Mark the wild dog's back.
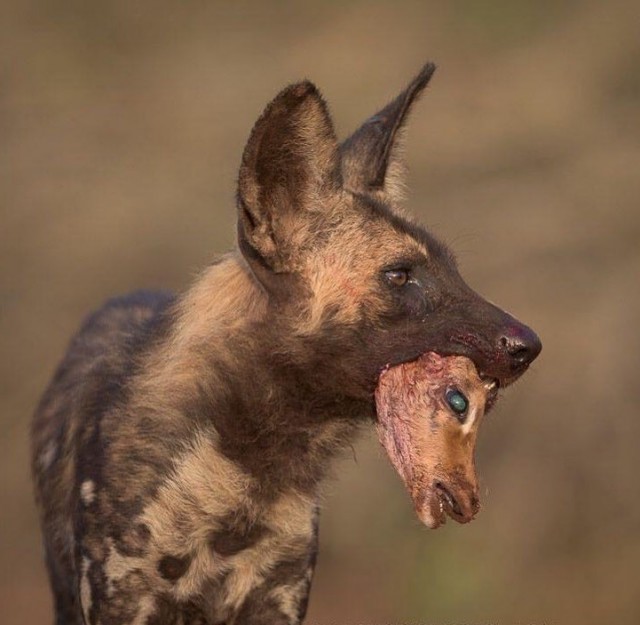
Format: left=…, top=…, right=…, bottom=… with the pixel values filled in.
left=31, top=290, right=174, bottom=625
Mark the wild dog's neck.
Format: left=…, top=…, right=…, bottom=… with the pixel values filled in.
left=140, top=252, right=363, bottom=497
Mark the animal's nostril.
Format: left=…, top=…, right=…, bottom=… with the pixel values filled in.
left=509, top=343, right=530, bottom=362
left=499, top=326, right=542, bottom=367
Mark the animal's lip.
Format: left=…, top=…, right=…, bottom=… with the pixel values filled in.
left=435, top=483, right=465, bottom=523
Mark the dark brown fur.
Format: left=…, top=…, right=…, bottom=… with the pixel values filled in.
left=31, top=63, right=540, bottom=625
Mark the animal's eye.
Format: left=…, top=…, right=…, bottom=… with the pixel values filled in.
left=385, top=268, right=410, bottom=287
left=445, top=388, right=468, bottom=421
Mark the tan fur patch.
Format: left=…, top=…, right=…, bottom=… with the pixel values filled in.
left=79, top=556, right=92, bottom=622
left=296, top=207, right=429, bottom=336
left=136, top=365, right=316, bottom=607
left=103, top=539, right=148, bottom=597
left=270, top=578, right=309, bottom=622
left=131, top=595, right=156, bottom=625
left=135, top=254, right=267, bottom=406
left=220, top=490, right=315, bottom=612
left=140, top=428, right=255, bottom=551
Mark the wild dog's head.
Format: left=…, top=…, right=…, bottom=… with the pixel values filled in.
left=236, top=63, right=541, bottom=405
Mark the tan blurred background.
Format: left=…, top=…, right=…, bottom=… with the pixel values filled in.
left=2, top=1, right=640, bottom=623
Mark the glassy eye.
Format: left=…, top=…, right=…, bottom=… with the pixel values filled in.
left=445, top=388, right=468, bottom=421
left=385, top=268, right=410, bottom=287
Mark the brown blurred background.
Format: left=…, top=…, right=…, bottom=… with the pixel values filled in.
left=2, top=1, right=640, bottom=623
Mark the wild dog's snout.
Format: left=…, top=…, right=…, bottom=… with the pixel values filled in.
left=499, top=322, right=542, bottom=370
left=490, top=310, right=542, bottom=382
left=446, top=296, right=542, bottom=387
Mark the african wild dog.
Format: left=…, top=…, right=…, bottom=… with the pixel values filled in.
left=31, top=63, right=541, bottom=625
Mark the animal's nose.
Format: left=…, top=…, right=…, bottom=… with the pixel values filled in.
left=499, top=324, right=542, bottom=369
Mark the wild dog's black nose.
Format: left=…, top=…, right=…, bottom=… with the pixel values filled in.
left=499, top=324, right=542, bottom=369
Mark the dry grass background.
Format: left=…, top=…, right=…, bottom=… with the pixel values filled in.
left=2, top=1, right=640, bottom=623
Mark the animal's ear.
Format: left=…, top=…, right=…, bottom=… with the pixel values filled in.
left=237, top=81, right=340, bottom=274
left=340, top=62, right=436, bottom=204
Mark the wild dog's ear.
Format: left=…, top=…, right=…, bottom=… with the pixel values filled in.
left=237, top=81, right=340, bottom=274
left=340, top=62, right=436, bottom=204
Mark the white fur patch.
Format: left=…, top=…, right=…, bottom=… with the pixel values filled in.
left=39, top=440, right=58, bottom=471
left=270, top=577, right=309, bottom=622
left=104, top=539, right=146, bottom=597
left=460, top=406, right=474, bottom=436
left=131, top=594, right=156, bottom=625
left=80, top=556, right=92, bottom=622
left=136, top=429, right=317, bottom=613
left=80, top=479, right=96, bottom=505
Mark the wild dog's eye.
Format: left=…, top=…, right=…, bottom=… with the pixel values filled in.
left=445, top=388, right=468, bottom=421
left=385, top=268, right=410, bottom=287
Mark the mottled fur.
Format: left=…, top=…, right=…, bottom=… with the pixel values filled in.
left=32, top=64, right=540, bottom=625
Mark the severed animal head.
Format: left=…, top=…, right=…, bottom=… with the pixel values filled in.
left=376, top=353, right=495, bottom=528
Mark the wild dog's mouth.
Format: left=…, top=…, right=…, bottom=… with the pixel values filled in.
left=375, top=352, right=491, bottom=529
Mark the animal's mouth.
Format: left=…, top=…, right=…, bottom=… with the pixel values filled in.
left=436, top=482, right=463, bottom=520
left=416, top=482, right=480, bottom=529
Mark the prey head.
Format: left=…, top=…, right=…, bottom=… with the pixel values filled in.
left=376, top=352, right=492, bottom=528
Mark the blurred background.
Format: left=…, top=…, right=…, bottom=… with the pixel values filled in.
left=2, top=1, right=639, bottom=623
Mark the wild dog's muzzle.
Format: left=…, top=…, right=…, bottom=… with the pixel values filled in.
left=447, top=299, right=542, bottom=388
left=375, top=352, right=491, bottom=529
